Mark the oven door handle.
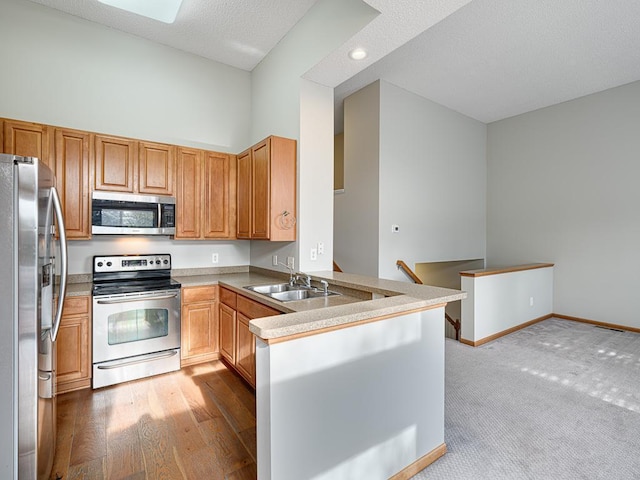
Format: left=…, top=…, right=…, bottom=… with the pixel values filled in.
left=96, top=350, right=178, bottom=370
left=95, top=292, right=179, bottom=304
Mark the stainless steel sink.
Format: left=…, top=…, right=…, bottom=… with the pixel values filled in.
left=243, top=283, right=340, bottom=302
left=245, top=283, right=298, bottom=294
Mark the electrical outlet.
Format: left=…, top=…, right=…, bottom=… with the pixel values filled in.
left=529, top=296, right=534, bottom=307
left=212, top=253, right=219, bottom=264
left=317, top=242, right=324, bottom=254
left=272, top=255, right=278, bottom=266
left=287, top=256, right=295, bottom=270
left=310, top=248, right=317, bottom=261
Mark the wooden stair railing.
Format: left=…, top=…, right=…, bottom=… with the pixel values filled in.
left=445, top=313, right=461, bottom=341
left=333, top=261, right=343, bottom=273
left=396, top=259, right=461, bottom=341
left=396, top=260, right=422, bottom=284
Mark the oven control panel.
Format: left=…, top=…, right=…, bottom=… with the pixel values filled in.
left=93, top=254, right=171, bottom=273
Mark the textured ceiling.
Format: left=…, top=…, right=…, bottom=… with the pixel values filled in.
left=24, top=0, right=640, bottom=126
left=26, top=0, right=319, bottom=71
left=333, top=0, right=640, bottom=126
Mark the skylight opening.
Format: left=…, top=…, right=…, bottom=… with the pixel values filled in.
left=97, top=0, right=184, bottom=24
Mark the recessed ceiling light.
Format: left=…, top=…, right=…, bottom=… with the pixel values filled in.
left=348, top=48, right=368, bottom=61
left=97, top=0, right=184, bottom=24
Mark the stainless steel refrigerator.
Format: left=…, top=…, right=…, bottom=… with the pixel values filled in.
left=0, top=154, right=68, bottom=479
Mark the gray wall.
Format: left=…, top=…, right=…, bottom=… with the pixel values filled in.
left=334, top=81, right=381, bottom=276
left=487, top=80, right=640, bottom=329
left=378, top=81, right=486, bottom=281
left=335, top=80, right=486, bottom=280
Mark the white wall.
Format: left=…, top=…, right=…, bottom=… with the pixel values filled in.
left=299, top=79, right=335, bottom=271
left=67, top=237, right=250, bottom=275
left=334, top=81, right=381, bottom=277
left=487, top=80, right=640, bottom=329
left=256, top=307, right=445, bottom=479
left=378, top=81, right=487, bottom=281
left=249, top=0, right=378, bottom=273
left=0, top=0, right=250, bottom=153
left=0, top=0, right=253, bottom=273
left=460, top=266, right=554, bottom=343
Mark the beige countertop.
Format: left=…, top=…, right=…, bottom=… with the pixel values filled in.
left=244, top=270, right=466, bottom=341
left=68, top=267, right=466, bottom=342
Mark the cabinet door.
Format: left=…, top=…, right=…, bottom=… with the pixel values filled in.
left=139, top=141, right=175, bottom=196
left=94, top=135, right=136, bottom=192
left=56, top=296, right=91, bottom=393
left=175, top=147, right=202, bottom=239
left=236, top=148, right=251, bottom=239
left=55, top=128, right=91, bottom=239
left=181, top=302, right=218, bottom=359
left=251, top=139, right=270, bottom=239
left=235, top=313, right=255, bottom=387
left=268, top=136, right=297, bottom=241
left=3, top=119, right=52, bottom=169
left=203, top=152, right=235, bottom=239
left=219, top=302, right=236, bottom=364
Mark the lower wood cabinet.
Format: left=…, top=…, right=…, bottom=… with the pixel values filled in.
left=219, top=287, right=280, bottom=387
left=235, top=312, right=256, bottom=384
left=57, top=295, right=92, bottom=394
left=181, top=285, right=220, bottom=366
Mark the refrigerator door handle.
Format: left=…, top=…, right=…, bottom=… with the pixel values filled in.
left=50, top=186, right=67, bottom=343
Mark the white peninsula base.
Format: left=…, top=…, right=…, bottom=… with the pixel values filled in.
left=256, top=306, right=446, bottom=479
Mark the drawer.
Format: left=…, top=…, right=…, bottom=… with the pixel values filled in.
left=62, top=296, right=90, bottom=316
left=237, top=295, right=280, bottom=319
left=182, top=285, right=218, bottom=303
left=220, top=287, right=237, bottom=309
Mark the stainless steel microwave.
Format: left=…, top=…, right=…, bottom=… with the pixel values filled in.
left=91, top=191, right=176, bottom=235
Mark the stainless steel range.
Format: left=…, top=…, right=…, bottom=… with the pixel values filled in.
left=92, top=254, right=181, bottom=389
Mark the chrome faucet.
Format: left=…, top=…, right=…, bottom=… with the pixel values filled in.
left=278, top=262, right=295, bottom=285
left=294, top=272, right=312, bottom=289
left=319, top=280, right=329, bottom=294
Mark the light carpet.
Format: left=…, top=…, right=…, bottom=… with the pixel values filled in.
left=413, top=317, right=640, bottom=479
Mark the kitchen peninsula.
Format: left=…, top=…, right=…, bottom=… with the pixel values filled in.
left=176, top=267, right=465, bottom=480
left=63, top=266, right=464, bottom=479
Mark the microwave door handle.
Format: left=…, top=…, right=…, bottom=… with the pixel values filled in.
left=50, top=186, right=68, bottom=343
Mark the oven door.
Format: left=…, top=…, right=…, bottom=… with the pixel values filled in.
left=92, top=289, right=181, bottom=364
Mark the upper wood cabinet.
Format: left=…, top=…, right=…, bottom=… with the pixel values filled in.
left=203, top=151, right=236, bottom=239
left=94, top=134, right=137, bottom=193
left=54, top=128, right=91, bottom=239
left=236, top=149, right=251, bottom=239
left=94, top=136, right=175, bottom=196
left=2, top=119, right=52, bottom=169
left=237, top=136, right=296, bottom=241
left=175, top=148, right=236, bottom=240
left=176, top=147, right=203, bottom=239
left=138, top=141, right=176, bottom=196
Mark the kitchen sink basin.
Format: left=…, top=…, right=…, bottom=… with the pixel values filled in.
left=243, top=283, right=340, bottom=302
left=245, top=283, right=298, bottom=294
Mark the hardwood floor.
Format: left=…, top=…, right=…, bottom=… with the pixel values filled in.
left=51, top=361, right=257, bottom=480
